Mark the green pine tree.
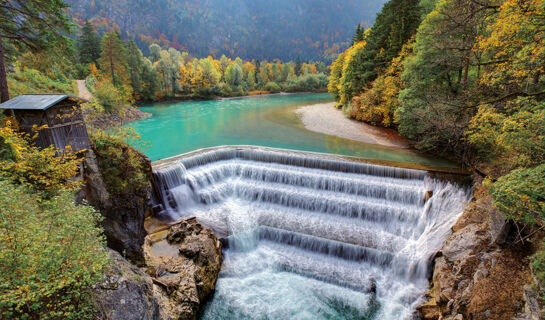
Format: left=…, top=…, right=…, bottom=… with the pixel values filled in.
left=294, top=57, right=302, bottom=76
left=77, top=20, right=101, bottom=65
left=98, top=32, right=129, bottom=87
left=358, top=0, right=422, bottom=86
left=351, top=24, right=365, bottom=45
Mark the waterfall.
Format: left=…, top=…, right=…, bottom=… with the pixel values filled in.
left=152, top=147, right=471, bottom=319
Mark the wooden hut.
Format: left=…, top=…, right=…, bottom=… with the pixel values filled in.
left=0, top=94, right=90, bottom=152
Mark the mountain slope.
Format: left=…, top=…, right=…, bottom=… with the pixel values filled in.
left=66, top=0, right=387, bottom=61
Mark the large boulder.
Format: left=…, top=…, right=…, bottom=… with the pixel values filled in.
left=144, top=217, right=222, bottom=320
left=93, top=249, right=161, bottom=320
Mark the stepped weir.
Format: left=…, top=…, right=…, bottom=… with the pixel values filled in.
left=151, top=146, right=471, bottom=319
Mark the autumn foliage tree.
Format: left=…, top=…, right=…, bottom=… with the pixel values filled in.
left=351, top=39, right=414, bottom=127
left=0, top=120, right=108, bottom=319
left=0, top=122, right=82, bottom=193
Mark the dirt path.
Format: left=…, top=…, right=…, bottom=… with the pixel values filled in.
left=296, top=102, right=410, bottom=148
left=76, top=80, right=93, bottom=100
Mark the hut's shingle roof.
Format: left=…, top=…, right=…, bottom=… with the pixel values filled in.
left=0, top=94, right=88, bottom=111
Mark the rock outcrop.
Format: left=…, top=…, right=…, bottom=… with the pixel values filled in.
left=93, top=218, right=222, bottom=320
left=81, top=149, right=151, bottom=264
left=144, top=217, right=222, bottom=320
left=93, top=249, right=161, bottom=320
left=418, top=180, right=544, bottom=320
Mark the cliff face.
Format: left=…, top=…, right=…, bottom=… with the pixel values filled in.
left=93, top=249, right=161, bottom=320
left=418, top=179, right=544, bottom=320
left=81, top=149, right=151, bottom=264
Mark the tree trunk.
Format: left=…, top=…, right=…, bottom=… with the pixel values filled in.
left=461, top=2, right=476, bottom=99
left=461, top=49, right=470, bottom=96
left=0, top=36, right=10, bottom=103
left=110, top=51, right=116, bottom=87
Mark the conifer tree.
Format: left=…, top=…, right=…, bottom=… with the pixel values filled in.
left=294, top=57, right=302, bottom=76
left=0, top=0, right=72, bottom=102
left=149, top=43, right=161, bottom=63
left=358, top=0, right=421, bottom=85
left=127, top=40, right=145, bottom=95
left=351, top=24, right=365, bottom=45
left=99, top=32, right=129, bottom=87
left=77, top=20, right=101, bottom=65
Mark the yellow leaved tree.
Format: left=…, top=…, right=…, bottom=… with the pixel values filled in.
left=0, top=121, right=82, bottom=193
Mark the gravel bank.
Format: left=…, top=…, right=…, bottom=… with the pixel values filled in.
left=296, top=102, right=410, bottom=148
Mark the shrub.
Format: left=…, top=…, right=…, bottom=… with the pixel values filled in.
left=0, top=179, right=109, bottom=319
left=74, top=63, right=91, bottom=79
left=531, top=246, right=544, bottom=299
left=490, top=164, right=545, bottom=227
left=263, top=81, right=281, bottom=93
left=93, top=80, right=126, bottom=113
left=89, top=128, right=150, bottom=197
left=466, top=98, right=545, bottom=170
left=0, top=122, right=82, bottom=194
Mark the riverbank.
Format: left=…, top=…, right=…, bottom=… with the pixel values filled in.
left=296, top=102, right=410, bottom=149
left=76, top=80, right=151, bottom=130
left=217, top=91, right=320, bottom=100
left=135, top=89, right=327, bottom=104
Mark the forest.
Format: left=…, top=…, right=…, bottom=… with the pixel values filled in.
left=329, top=0, right=544, bottom=301
left=65, top=0, right=387, bottom=61
left=6, top=20, right=329, bottom=112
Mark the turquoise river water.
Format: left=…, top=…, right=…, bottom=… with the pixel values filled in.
left=128, top=93, right=455, bottom=169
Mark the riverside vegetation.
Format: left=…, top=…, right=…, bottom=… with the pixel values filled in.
left=328, top=0, right=544, bottom=315
left=0, top=0, right=326, bottom=318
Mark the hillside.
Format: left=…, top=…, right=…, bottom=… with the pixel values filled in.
left=66, top=0, right=387, bottom=61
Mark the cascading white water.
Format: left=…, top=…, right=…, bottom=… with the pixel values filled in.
left=152, top=147, right=471, bottom=319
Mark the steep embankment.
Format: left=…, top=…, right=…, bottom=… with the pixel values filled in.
left=93, top=218, right=222, bottom=320
left=418, top=179, right=544, bottom=320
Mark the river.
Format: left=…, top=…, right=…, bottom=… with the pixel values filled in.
left=128, top=93, right=456, bottom=169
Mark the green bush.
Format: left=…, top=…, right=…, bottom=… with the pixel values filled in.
left=490, top=164, right=545, bottom=226
left=263, top=81, right=281, bottom=93
left=89, top=129, right=150, bottom=197
left=532, top=245, right=544, bottom=287
left=93, top=80, right=125, bottom=113
left=74, top=63, right=91, bottom=80
left=0, top=179, right=109, bottom=319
